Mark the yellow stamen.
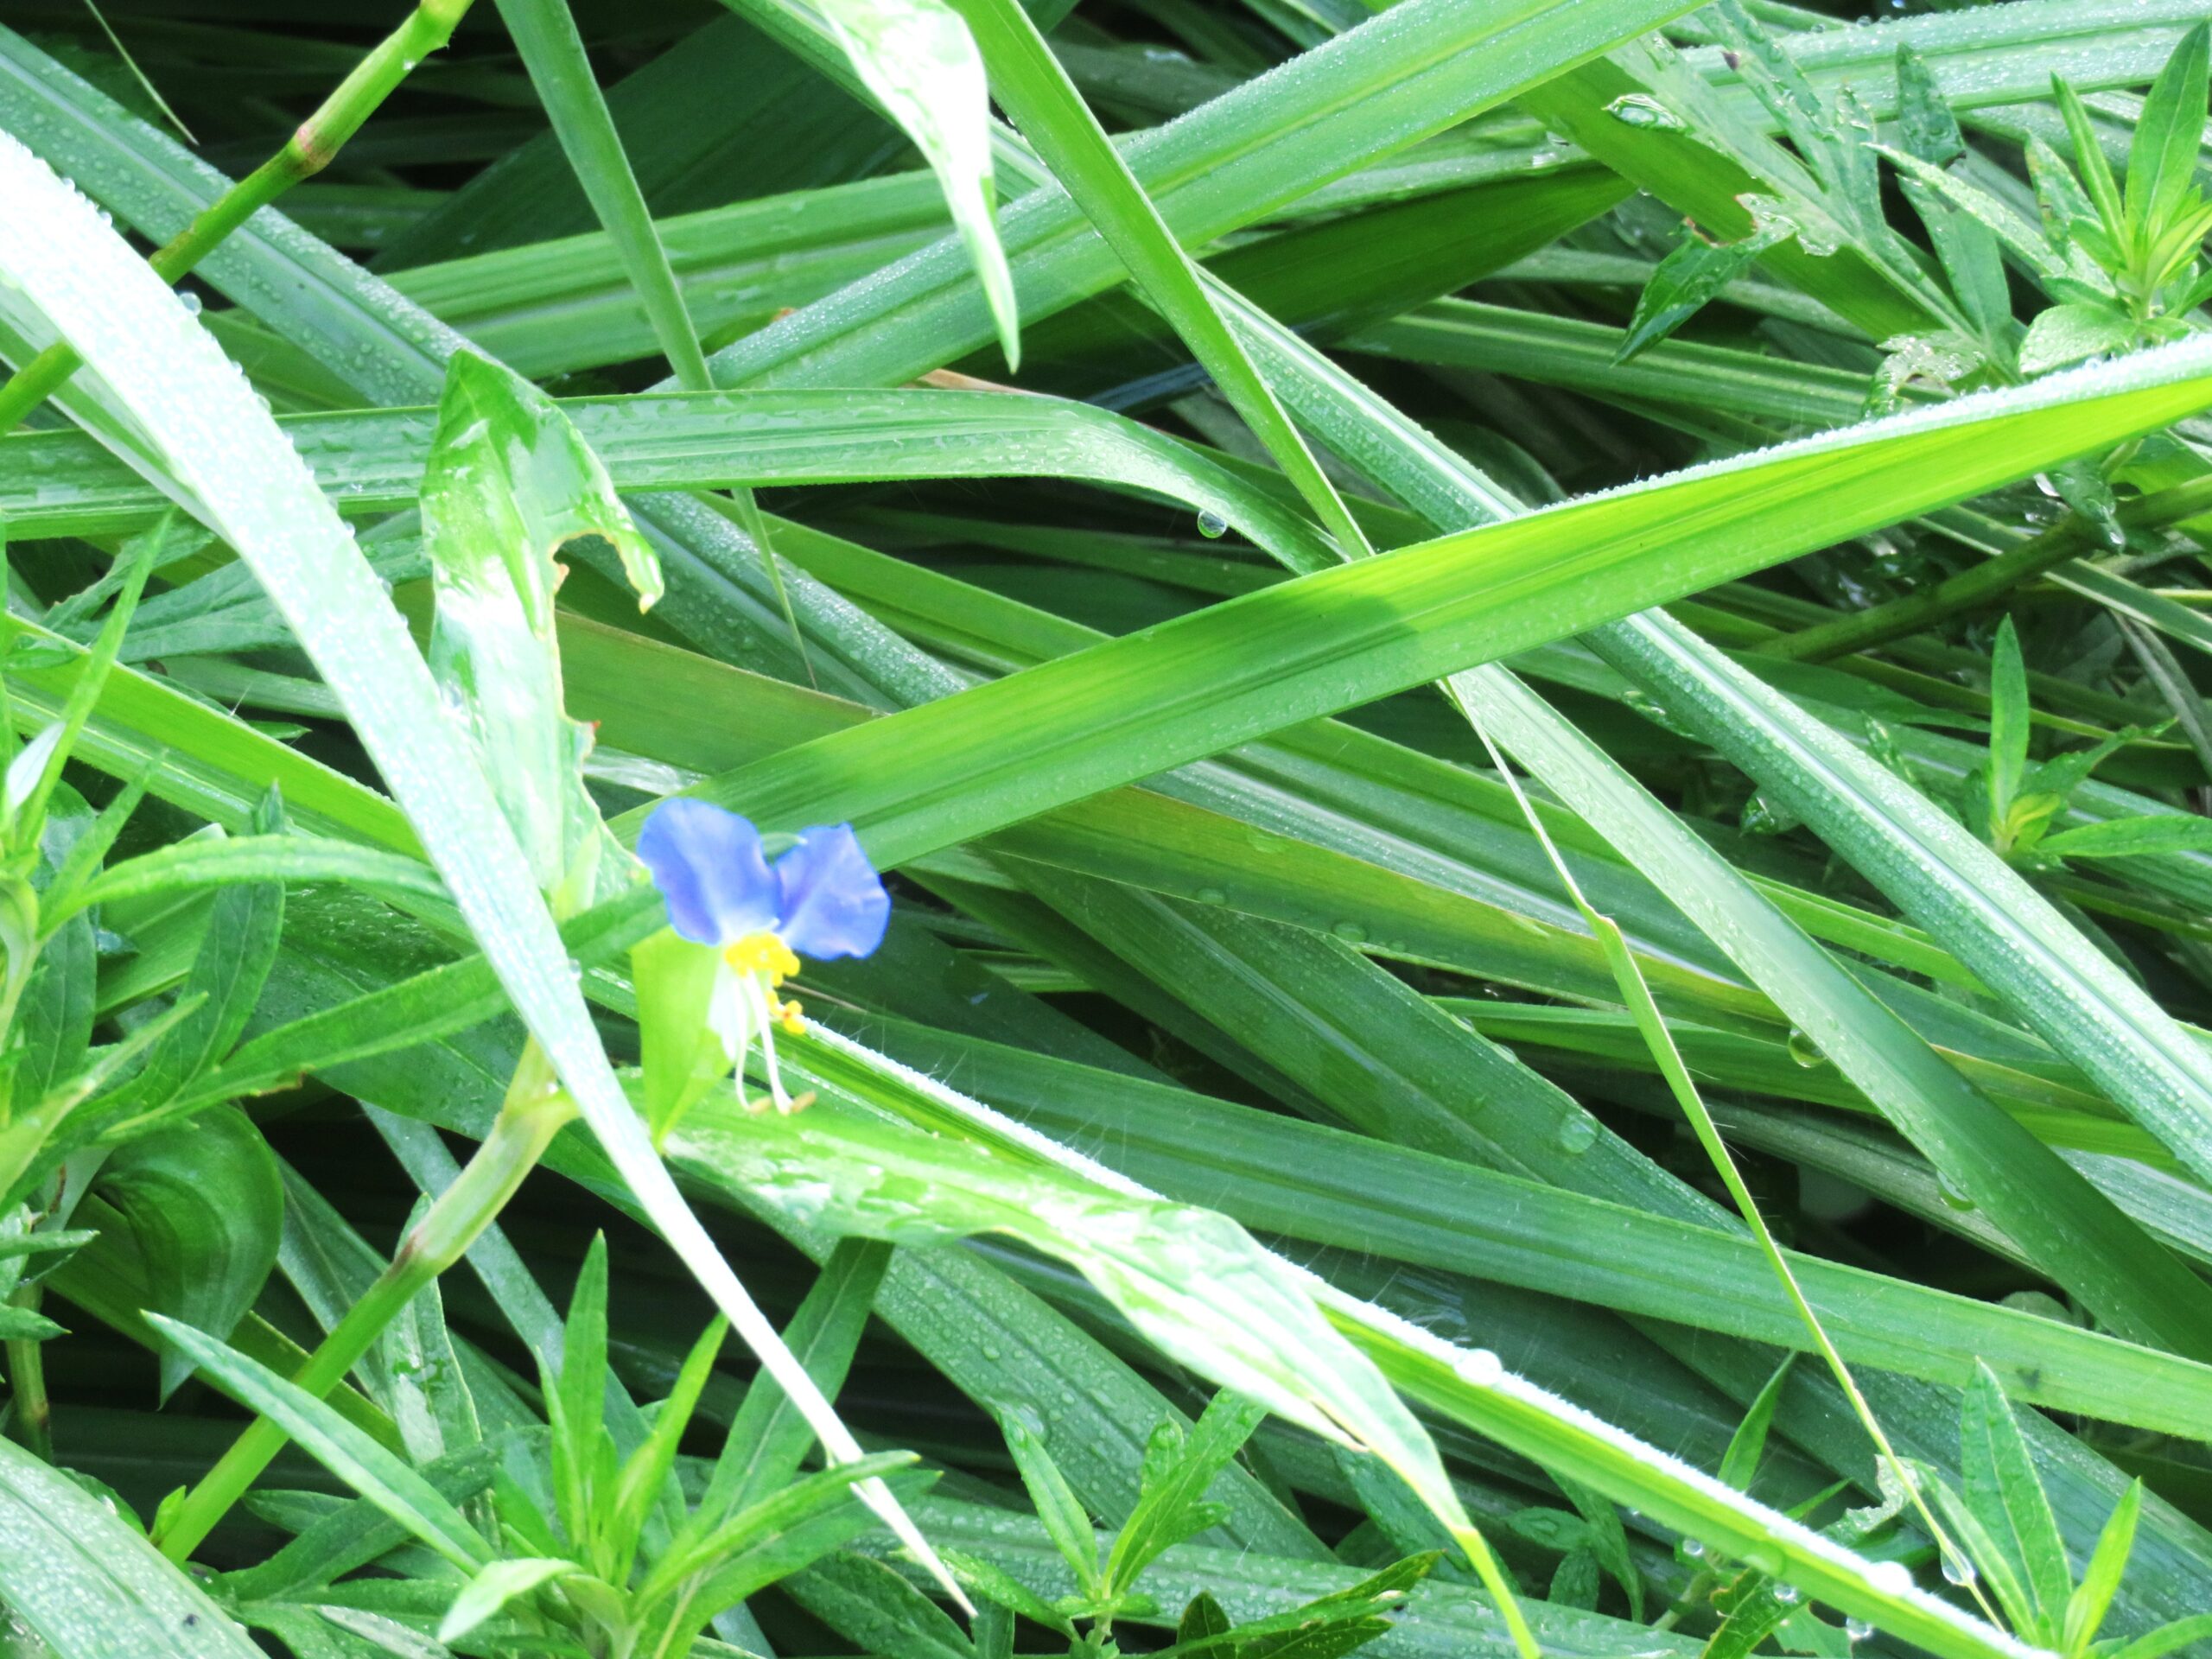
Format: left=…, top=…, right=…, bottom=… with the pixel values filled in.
left=723, top=930, right=800, bottom=982
left=778, top=997, right=807, bottom=1036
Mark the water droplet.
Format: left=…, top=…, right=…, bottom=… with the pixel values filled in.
left=1556, top=1115, right=1599, bottom=1154
left=1681, top=1538, right=1707, bottom=1560
left=1454, top=1347, right=1503, bottom=1386
left=1865, top=1560, right=1912, bottom=1595
left=178, top=290, right=202, bottom=315
left=1193, top=886, right=1227, bottom=905
left=1786, top=1028, right=1825, bottom=1068
left=1621, top=689, right=1694, bottom=737
left=1846, top=1618, right=1874, bottom=1643
left=1935, top=1173, right=1978, bottom=1213
left=1195, top=511, right=1228, bottom=539
left=1332, top=919, right=1368, bottom=943
left=1773, top=1582, right=1802, bottom=1605
left=1940, top=1549, right=1977, bottom=1587
left=1606, top=93, right=1686, bottom=130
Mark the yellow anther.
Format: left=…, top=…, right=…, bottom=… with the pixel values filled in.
left=778, top=998, right=807, bottom=1036
left=723, top=930, right=800, bottom=982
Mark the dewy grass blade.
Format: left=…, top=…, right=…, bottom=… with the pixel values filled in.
left=0, top=0, right=477, bottom=435
left=707, top=0, right=1708, bottom=391
left=493, top=0, right=710, bottom=391
left=0, top=1436, right=264, bottom=1658
left=1467, top=718, right=1999, bottom=1621
left=488, top=0, right=814, bottom=681
left=0, top=130, right=963, bottom=1603
left=664, top=341, right=2212, bottom=870
left=1211, top=299, right=2212, bottom=1363
left=950, top=0, right=1368, bottom=556
left=776, top=1027, right=2037, bottom=1659
left=0, top=391, right=1336, bottom=569
left=1599, top=610, right=2212, bottom=1200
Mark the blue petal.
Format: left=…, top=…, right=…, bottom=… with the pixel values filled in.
left=773, top=823, right=890, bottom=960
left=636, top=799, right=780, bottom=946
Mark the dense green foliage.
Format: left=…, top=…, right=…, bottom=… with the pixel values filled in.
left=2, top=1, right=2212, bottom=1656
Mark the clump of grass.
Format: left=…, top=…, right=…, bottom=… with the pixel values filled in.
left=0, top=3, right=2209, bottom=1658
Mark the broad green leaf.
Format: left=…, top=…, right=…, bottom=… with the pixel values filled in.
left=551, top=1231, right=611, bottom=1549
left=1988, top=617, right=2031, bottom=827
left=2122, top=22, right=2209, bottom=239
left=1108, top=1392, right=1269, bottom=1592
left=785, top=1549, right=980, bottom=1659
left=670, top=1080, right=1495, bottom=1619
left=665, top=1468, right=941, bottom=1650
left=1719, top=1357, right=1795, bottom=1491
left=216, top=1440, right=505, bottom=1602
left=105, top=791, right=289, bottom=1119
left=639, top=1451, right=922, bottom=1610
left=2038, top=816, right=2212, bottom=859
left=632, top=928, right=731, bottom=1143
left=0, top=391, right=1333, bottom=572
left=93, top=1104, right=283, bottom=1402
left=2066, top=1481, right=2141, bottom=1654
left=2020, top=302, right=2137, bottom=374
left=1617, top=221, right=1784, bottom=363
left=2107, top=1614, right=2212, bottom=1659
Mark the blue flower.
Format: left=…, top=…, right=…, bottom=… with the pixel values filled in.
left=635, top=799, right=889, bottom=1115
left=638, top=798, right=889, bottom=962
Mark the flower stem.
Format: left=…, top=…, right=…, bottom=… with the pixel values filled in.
left=1760, top=474, right=2212, bottom=664
left=0, top=0, right=477, bottom=435
left=4, top=1283, right=51, bottom=1459
left=153, top=1040, right=572, bottom=1563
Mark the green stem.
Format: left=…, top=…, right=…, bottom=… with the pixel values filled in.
left=153, top=1041, right=572, bottom=1563
left=0, top=0, right=477, bottom=436
left=1760, top=475, right=2212, bottom=664
left=4, top=1282, right=51, bottom=1459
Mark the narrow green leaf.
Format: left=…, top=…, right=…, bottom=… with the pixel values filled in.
left=143, top=1313, right=490, bottom=1573
left=2123, top=22, right=2209, bottom=238
left=2064, top=1480, right=2140, bottom=1654
left=435, top=1556, right=575, bottom=1645
left=996, top=1405, right=1102, bottom=1592
left=814, top=0, right=1019, bottom=366
left=1961, top=1362, right=2072, bottom=1635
